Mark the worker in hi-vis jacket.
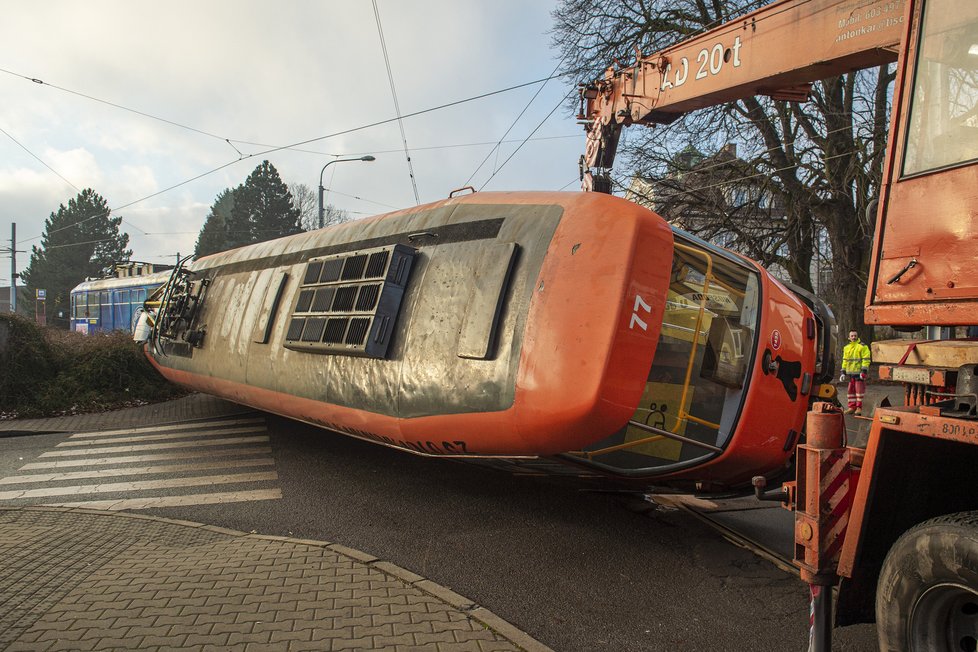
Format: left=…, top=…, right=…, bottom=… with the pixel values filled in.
left=840, top=330, right=872, bottom=415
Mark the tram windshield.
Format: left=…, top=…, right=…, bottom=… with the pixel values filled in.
left=574, top=232, right=760, bottom=474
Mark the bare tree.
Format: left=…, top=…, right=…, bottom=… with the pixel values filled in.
left=552, top=0, right=893, bottom=340
left=290, top=183, right=351, bottom=232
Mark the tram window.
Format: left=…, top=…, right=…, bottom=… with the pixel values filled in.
left=582, top=234, right=760, bottom=471
left=87, top=292, right=98, bottom=317
left=903, top=0, right=978, bottom=176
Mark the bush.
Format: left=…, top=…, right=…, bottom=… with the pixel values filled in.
left=0, top=313, right=57, bottom=412
left=0, top=317, right=186, bottom=419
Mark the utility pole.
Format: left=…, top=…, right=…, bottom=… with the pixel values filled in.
left=9, top=223, right=15, bottom=314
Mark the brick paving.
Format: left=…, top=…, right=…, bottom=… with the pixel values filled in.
left=0, top=397, right=552, bottom=651
left=0, top=507, right=549, bottom=651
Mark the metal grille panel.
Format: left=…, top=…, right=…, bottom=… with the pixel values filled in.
left=283, top=244, right=416, bottom=358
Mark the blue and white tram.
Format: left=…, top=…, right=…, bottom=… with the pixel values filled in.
left=70, top=269, right=171, bottom=334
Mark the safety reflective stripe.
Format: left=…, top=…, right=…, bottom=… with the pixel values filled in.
left=842, top=342, right=871, bottom=373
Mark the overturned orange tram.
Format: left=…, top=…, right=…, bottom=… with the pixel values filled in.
left=144, top=191, right=835, bottom=490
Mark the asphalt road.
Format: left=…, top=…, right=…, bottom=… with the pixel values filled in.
left=0, top=379, right=908, bottom=650
left=130, top=416, right=878, bottom=652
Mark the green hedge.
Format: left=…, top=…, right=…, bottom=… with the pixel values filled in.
left=0, top=314, right=185, bottom=418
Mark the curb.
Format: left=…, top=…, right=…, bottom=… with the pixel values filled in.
left=0, top=393, right=255, bottom=435
left=4, top=505, right=555, bottom=652
left=0, top=429, right=65, bottom=438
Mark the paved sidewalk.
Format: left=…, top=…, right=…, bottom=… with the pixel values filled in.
left=0, top=396, right=552, bottom=652
left=0, top=507, right=547, bottom=652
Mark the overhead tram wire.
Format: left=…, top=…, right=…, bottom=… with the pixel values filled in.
left=4, top=61, right=567, bottom=169
left=226, top=133, right=580, bottom=159
left=0, top=124, right=79, bottom=193
left=2, top=64, right=575, bottom=165
left=17, top=157, right=242, bottom=246
left=0, top=67, right=230, bottom=146
left=478, top=87, right=577, bottom=191
left=325, top=188, right=401, bottom=211
left=0, top=122, right=146, bottom=237
left=372, top=0, right=420, bottom=205
left=247, top=76, right=576, bottom=174
left=464, top=56, right=567, bottom=188
left=13, top=73, right=571, bottom=246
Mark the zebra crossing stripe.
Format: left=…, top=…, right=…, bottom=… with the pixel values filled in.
left=0, top=458, right=275, bottom=485
left=43, top=488, right=283, bottom=510
left=20, top=447, right=274, bottom=469
left=40, top=436, right=270, bottom=457
left=0, top=471, right=278, bottom=500
left=56, top=425, right=267, bottom=447
left=70, top=417, right=265, bottom=438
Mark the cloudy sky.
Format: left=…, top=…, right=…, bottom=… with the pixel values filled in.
left=1, top=1, right=583, bottom=280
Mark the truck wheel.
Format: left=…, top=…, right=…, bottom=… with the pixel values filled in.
left=877, top=511, right=978, bottom=651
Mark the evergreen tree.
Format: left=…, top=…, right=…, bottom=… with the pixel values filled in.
left=227, top=161, right=301, bottom=248
left=193, top=188, right=236, bottom=258
left=20, top=189, right=131, bottom=327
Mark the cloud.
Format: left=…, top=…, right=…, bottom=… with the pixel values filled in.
left=0, top=0, right=582, bottom=274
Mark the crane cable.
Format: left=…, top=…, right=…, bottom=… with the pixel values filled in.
left=372, top=0, right=421, bottom=205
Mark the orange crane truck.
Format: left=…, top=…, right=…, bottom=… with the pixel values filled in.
left=579, top=0, right=978, bottom=649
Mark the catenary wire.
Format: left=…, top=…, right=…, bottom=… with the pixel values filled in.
left=0, top=124, right=79, bottom=193
left=0, top=66, right=230, bottom=145
left=478, top=87, right=577, bottom=191
left=0, top=123, right=149, bottom=236
left=372, top=0, right=421, bottom=205
left=14, top=73, right=570, bottom=246
left=464, top=56, right=567, bottom=188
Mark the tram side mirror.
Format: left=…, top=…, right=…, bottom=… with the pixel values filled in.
left=700, top=317, right=746, bottom=389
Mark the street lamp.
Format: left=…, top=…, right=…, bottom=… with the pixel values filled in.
left=318, top=156, right=376, bottom=229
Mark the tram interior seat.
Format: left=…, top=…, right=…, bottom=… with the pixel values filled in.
left=700, top=317, right=746, bottom=390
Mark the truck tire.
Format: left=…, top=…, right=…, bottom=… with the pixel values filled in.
left=877, top=511, right=978, bottom=651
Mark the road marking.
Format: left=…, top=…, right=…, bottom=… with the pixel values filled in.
left=0, top=458, right=275, bottom=485
left=40, top=436, right=270, bottom=457
left=70, top=417, right=266, bottom=438
left=56, top=425, right=267, bottom=446
left=2, top=417, right=283, bottom=510
left=44, top=488, right=283, bottom=510
left=0, top=471, right=278, bottom=500
left=20, top=447, right=274, bottom=469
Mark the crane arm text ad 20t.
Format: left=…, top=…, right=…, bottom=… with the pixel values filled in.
left=579, top=0, right=904, bottom=192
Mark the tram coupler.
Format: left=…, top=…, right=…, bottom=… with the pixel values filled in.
left=751, top=475, right=788, bottom=503
left=790, top=403, right=854, bottom=652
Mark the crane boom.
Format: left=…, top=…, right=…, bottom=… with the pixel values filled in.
left=579, top=0, right=905, bottom=191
